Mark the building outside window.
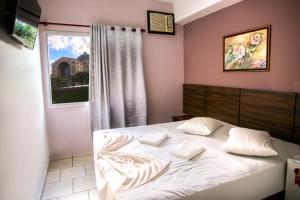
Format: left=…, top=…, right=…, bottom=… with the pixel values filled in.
left=47, top=33, right=90, bottom=104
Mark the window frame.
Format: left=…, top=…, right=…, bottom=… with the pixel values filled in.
left=45, top=31, right=90, bottom=107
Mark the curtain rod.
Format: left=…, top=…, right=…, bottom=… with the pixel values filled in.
left=39, top=21, right=146, bottom=32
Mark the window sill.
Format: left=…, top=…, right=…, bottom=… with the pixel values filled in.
left=48, top=101, right=89, bottom=109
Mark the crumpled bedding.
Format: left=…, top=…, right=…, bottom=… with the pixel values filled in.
left=94, top=132, right=170, bottom=200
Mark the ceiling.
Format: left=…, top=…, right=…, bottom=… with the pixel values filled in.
left=38, top=0, right=242, bottom=25
left=155, top=0, right=243, bottom=25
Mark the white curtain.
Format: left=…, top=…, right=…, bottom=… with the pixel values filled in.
left=90, top=25, right=147, bottom=132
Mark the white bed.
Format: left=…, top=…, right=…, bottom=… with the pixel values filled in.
left=93, top=121, right=300, bottom=200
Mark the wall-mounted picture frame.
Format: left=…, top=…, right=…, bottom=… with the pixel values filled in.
left=147, top=10, right=175, bottom=35
left=223, top=25, right=271, bottom=72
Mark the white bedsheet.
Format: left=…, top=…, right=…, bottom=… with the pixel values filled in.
left=93, top=121, right=300, bottom=200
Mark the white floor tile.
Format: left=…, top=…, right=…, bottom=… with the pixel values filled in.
left=46, top=170, right=60, bottom=184
left=73, top=174, right=96, bottom=193
left=60, top=166, right=85, bottom=181
left=56, top=191, right=89, bottom=200
left=73, top=154, right=93, bottom=167
left=48, top=158, right=72, bottom=171
left=88, top=189, right=99, bottom=200
left=42, top=180, right=72, bottom=200
left=85, top=164, right=95, bottom=175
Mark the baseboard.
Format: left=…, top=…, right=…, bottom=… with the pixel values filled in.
left=50, top=151, right=93, bottom=161
left=36, top=159, right=49, bottom=200
left=50, top=154, right=73, bottom=161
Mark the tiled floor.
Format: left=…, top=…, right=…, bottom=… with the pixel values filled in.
left=42, top=154, right=98, bottom=200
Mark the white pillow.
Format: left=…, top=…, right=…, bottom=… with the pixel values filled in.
left=222, top=127, right=277, bottom=157
left=176, top=117, right=223, bottom=135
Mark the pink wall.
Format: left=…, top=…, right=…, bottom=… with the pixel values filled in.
left=184, top=0, right=300, bottom=92
left=38, top=0, right=184, bottom=157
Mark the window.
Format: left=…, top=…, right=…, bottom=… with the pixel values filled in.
left=47, top=32, right=90, bottom=104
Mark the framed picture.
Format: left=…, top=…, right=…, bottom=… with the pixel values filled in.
left=147, top=10, right=175, bottom=35
left=223, top=25, right=271, bottom=71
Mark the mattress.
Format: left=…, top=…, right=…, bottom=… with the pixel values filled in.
left=93, top=121, right=300, bottom=200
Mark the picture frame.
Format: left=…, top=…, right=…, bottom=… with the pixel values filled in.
left=223, top=25, right=271, bottom=72
left=147, top=10, right=175, bottom=35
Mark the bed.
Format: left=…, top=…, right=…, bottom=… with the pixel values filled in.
left=93, top=84, right=300, bottom=200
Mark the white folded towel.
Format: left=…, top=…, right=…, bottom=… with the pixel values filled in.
left=170, top=142, right=205, bottom=160
left=139, top=132, right=168, bottom=146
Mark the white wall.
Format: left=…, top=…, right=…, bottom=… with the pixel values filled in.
left=0, top=28, right=49, bottom=200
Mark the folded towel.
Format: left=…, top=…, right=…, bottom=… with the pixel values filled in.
left=139, top=132, right=168, bottom=146
left=170, top=142, right=205, bottom=160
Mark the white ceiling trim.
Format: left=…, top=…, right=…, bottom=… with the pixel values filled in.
left=172, top=0, right=243, bottom=25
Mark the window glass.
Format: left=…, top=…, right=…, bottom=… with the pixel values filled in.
left=47, top=33, right=90, bottom=104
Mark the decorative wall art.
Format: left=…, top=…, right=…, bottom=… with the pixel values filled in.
left=223, top=25, right=271, bottom=71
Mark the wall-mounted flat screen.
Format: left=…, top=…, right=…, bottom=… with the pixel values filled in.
left=12, top=18, right=38, bottom=49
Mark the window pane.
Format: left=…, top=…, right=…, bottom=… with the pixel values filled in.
left=47, top=34, right=90, bottom=104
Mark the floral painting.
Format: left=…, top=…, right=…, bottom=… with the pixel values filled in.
left=223, top=25, right=271, bottom=71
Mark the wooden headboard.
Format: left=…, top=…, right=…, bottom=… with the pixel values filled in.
left=183, top=84, right=300, bottom=144
left=183, top=84, right=205, bottom=116
left=206, top=86, right=240, bottom=126
left=295, top=94, right=300, bottom=144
